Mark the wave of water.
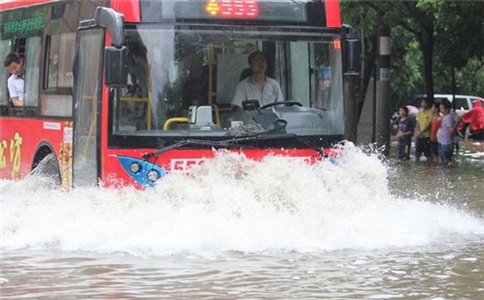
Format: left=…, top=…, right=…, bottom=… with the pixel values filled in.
left=2, top=143, right=483, bottom=256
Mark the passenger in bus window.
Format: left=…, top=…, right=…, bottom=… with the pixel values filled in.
left=180, top=48, right=209, bottom=111
left=3, top=53, right=25, bottom=107
left=231, top=51, right=284, bottom=112
left=160, top=81, right=183, bottom=118
left=120, top=53, right=148, bottom=129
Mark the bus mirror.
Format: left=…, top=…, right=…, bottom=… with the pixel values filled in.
left=94, top=7, right=124, bottom=48
left=105, top=46, right=128, bottom=88
left=344, top=39, right=361, bottom=75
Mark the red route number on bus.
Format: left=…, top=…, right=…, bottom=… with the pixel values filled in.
left=206, top=0, right=259, bottom=19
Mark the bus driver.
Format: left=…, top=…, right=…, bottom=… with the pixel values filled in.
left=231, top=51, right=283, bottom=112
left=3, top=53, right=25, bottom=107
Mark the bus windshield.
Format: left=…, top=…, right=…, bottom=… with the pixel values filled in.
left=112, top=26, right=343, bottom=139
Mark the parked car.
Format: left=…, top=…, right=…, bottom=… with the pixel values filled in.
left=412, top=94, right=484, bottom=116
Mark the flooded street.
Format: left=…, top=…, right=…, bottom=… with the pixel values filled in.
left=1, top=144, right=483, bottom=299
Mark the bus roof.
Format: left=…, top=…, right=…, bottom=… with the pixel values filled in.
left=0, top=0, right=141, bottom=23
left=137, top=0, right=341, bottom=28
left=325, top=0, right=341, bottom=28
left=1, top=0, right=341, bottom=28
left=0, top=0, right=58, bottom=10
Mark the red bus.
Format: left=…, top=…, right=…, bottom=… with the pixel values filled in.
left=0, top=0, right=360, bottom=188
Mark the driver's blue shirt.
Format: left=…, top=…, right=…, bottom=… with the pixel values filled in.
left=231, top=76, right=283, bottom=108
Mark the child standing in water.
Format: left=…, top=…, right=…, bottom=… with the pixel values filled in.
left=429, top=103, right=442, bottom=163
left=396, top=106, right=415, bottom=161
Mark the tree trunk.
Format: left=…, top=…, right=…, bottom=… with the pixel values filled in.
left=375, top=18, right=391, bottom=156
left=358, top=35, right=377, bottom=119
left=417, top=25, right=434, bottom=103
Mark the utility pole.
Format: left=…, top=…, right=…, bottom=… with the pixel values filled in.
left=344, top=68, right=360, bottom=143
left=375, top=18, right=391, bottom=156
left=451, top=62, right=456, bottom=111
left=342, top=25, right=361, bottom=143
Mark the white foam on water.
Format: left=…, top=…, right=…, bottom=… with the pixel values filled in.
left=1, top=143, right=483, bottom=256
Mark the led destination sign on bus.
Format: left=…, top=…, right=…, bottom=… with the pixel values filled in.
left=206, top=0, right=259, bottom=19
left=149, top=0, right=309, bottom=23
left=2, top=16, right=44, bottom=35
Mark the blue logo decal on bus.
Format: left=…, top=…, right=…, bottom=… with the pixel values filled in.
left=117, top=156, right=167, bottom=187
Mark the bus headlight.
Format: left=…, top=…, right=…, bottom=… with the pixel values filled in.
left=146, top=170, right=160, bottom=182
left=118, top=156, right=166, bottom=187
left=129, top=162, right=141, bottom=174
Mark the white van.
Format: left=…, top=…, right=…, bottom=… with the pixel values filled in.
left=413, top=94, right=484, bottom=116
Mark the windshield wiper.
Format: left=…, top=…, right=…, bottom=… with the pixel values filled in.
left=142, top=133, right=326, bottom=160
left=143, top=138, right=250, bottom=160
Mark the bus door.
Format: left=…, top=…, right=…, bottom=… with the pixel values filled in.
left=72, top=28, right=103, bottom=187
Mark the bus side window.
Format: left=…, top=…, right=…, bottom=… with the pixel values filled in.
left=46, top=34, right=59, bottom=89
left=45, top=33, right=75, bottom=89
left=1, top=37, right=28, bottom=114
left=24, top=36, right=42, bottom=108
left=42, top=32, right=76, bottom=117
left=0, top=39, right=10, bottom=113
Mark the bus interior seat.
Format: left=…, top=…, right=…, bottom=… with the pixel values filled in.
left=215, top=53, right=248, bottom=106
left=239, top=68, right=252, bottom=81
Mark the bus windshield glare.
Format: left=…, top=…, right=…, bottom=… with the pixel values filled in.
left=111, top=26, right=343, bottom=139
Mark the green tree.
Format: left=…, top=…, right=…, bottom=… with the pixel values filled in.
left=341, top=0, right=484, bottom=113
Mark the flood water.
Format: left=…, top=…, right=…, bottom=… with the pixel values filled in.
left=1, top=143, right=483, bottom=299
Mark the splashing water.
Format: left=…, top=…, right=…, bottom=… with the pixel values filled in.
left=1, top=143, right=483, bottom=256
